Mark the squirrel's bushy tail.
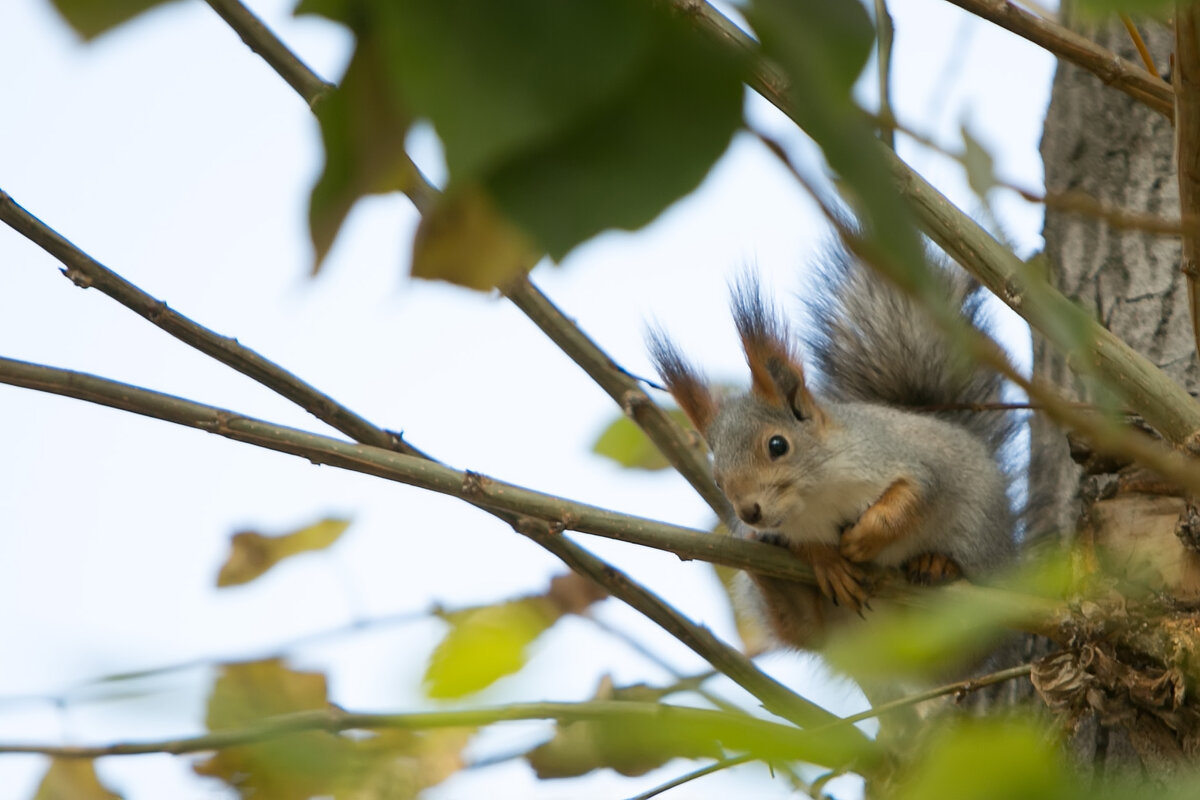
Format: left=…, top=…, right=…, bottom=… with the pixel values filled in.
left=806, top=247, right=1016, bottom=460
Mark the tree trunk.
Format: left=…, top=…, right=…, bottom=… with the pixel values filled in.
left=1035, top=14, right=1197, bottom=768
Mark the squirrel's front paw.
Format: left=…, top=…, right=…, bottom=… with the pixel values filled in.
left=902, top=552, right=963, bottom=586
left=793, top=542, right=869, bottom=611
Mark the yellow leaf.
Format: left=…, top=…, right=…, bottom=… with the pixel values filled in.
left=34, top=759, right=122, bottom=800
left=194, top=660, right=350, bottom=799
left=411, top=184, right=538, bottom=290
left=217, top=517, right=351, bottom=588
left=424, top=598, right=558, bottom=698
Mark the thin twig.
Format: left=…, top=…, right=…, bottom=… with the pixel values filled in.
left=0, top=701, right=850, bottom=765
left=1175, top=5, right=1200, bottom=370
left=203, top=0, right=334, bottom=107
left=836, top=663, right=1033, bottom=727
left=626, top=754, right=754, bottom=800
left=502, top=278, right=731, bottom=523
left=677, top=0, right=1200, bottom=447
left=1120, top=14, right=1161, bottom=79
left=0, top=607, right=432, bottom=710
left=0, top=189, right=421, bottom=458
left=202, top=0, right=731, bottom=526
left=754, top=126, right=1200, bottom=494
left=0, top=355, right=874, bottom=740
left=941, top=0, right=1173, bottom=119
left=0, top=357, right=810, bottom=585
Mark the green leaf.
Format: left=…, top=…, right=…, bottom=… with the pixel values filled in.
left=482, top=8, right=744, bottom=260
left=309, top=39, right=417, bottom=273
left=301, top=0, right=743, bottom=284
left=424, top=598, right=559, bottom=698
left=592, top=408, right=693, bottom=471
left=216, top=517, right=351, bottom=588
left=367, top=0, right=654, bottom=182
left=747, top=0, right=929, bottom=296
left=892, top=717, right=1070, bottom=800
left=823, top=584, right=1030, bottom=683
left=34, top=759, right=122, bottom=800
left=48, top=0, right=176, bottom=40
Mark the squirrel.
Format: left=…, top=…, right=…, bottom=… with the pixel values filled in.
left=648, top=249, right=1016, bottom=653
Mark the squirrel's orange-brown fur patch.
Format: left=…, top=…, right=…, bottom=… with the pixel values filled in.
left=839, top=478, right=926, bottom=564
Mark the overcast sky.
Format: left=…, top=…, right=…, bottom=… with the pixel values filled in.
left=0, top=0, right=1052, bottom=797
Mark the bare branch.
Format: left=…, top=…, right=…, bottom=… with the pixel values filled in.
left=0, top=355, right=875, bottom=735
left=0, top=700, right=842, bottom=765
left=0, top=189, right=418, bottom=457
left=502, top=278, right=731, bottom=522
left=203, top=0, right=334, bottom=108
left=943, top=0, right=1173, bottom=119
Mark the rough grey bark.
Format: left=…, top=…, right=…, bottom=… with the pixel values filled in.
left=1039, top=19, right=1187, bottom=535
left=1036, top=17, right=1194, bottom=767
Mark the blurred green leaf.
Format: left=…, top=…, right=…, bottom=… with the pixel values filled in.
left=482, top=8, right=744, bottom=261
left=362, top=0, right=653, bottom=182
left=424, top=597, right=560, bottom=698
left=747, top=0, right=928, bottom=296
left=48, top=0, right=175, bottom=40
left=217, top=517, right=351, bottom=588
left=824, top=585, right=1026, bottom=682
left=592, top=408, right=693, bottom=471
left=309, top=39, right=416, bottom=273
left=892, top=717, right=1071, bottom=800
left=301, top=0, right=743, bottom=285
left=34, top=759, right=122, bottom=800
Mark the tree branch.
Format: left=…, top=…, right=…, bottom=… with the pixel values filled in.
left=501, top=277, right=731, bottom=523
left=679, top=1, right=1200, bottom=448
left=203, top=0, right=334, bottom=108
left=0, top=355, right=877, bottom=737
left=0, top=700, right=861, bottom=767
left=942, top=0, right=1173, bottom=119
left=0, top=189, right=421, bottom=458
left=200, top=0, right=732, bottom=526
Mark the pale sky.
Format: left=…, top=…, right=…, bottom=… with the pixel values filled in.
left=0, top=0, right=1052, bottom=797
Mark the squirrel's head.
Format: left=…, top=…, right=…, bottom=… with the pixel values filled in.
left=647, top=276, right=828, bottom=528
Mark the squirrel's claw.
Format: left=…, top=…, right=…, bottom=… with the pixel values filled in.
left=796, top=543, right=870, bottom=612
left=903, top=552, right=963, bottom=586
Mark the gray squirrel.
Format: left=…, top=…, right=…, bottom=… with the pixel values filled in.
left=649, top=250, right=1016, bottom=652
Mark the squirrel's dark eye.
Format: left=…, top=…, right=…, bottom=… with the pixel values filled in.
left=767, top=435, right=789, bottom=459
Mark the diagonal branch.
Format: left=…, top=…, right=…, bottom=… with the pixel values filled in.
left=202, top=0, right=730, bottom=526
left=0, top=189, right=420, bottom=458
left=942, top=0, right=1173, bottom=119
left=204, top=0, right=334, bottom=107
left=683, top=0, right=1200, bottom=448
left=0, top=354, right=871, bottom=734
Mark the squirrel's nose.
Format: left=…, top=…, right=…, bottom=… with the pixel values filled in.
left=737, top=503, right=762, bottom=525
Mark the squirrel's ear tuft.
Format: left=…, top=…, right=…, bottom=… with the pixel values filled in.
left=647, top=329, right=717, bottom=436
left=730, top=274, right=821, bottom=423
